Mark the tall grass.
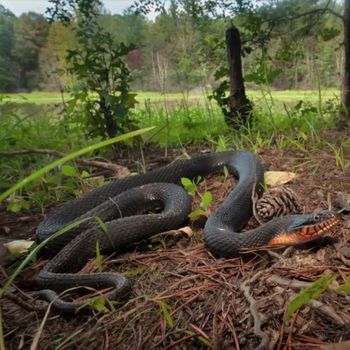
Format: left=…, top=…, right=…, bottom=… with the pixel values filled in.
left=1, top=89, right=340, bottom=105
left=136, top=92, right=340, bottom=152
left=0, top=127, right=154, bottom=203
left=1, top=91, right=340, bottom=153
left=0, top=101, right=95, bottom=186
left=0, top=88, right=342, bottom=211
left=136, top=98, right=228, bottom=146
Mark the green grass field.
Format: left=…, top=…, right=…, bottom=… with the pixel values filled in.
left=1, top=89, right=340, bottom=105
left=0, top=85, right=345, bottom=211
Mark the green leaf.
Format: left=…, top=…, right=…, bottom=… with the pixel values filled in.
left=122, top=265, right=148, bottom=277
left=46, top=174, right=61, bottom=185
left=184, top=330, right=211, bottom=346
left=95, top=216, right=114, bottom=249
left=284, top=275, right=334, bottom=324
left=6, top=198, right=30, bottom=213
left=188, top=208, right=207, bottom=219
left=336, top=276, right=350, bottom=293
left=81, top=170, right=90, bottom=178
left=223, top=166, right=229, bottom=180
left=30, top=191, right=48, bottom=203
left=181, top=177, right=196, bottom=195
left=298, top=131, right=307, bottom=141
left=61, top=165, right=78, bottom=177
left=320, top=27, right=341, bottom=41
left=95, top=240, right=103, bottom=272
left=85, top=296, right=109, bottom=313
left=181, top=177, right=192, bottom=187
left=158, top=300, right=174, bottom=328
left=200, top=191, right=212, bottom=210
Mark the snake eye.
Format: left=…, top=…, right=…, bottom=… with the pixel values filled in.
left=313, top=214, right=321, bottom=221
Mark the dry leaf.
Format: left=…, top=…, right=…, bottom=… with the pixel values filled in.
left=179, top=226, right=193, bottom=237
left=4, top=240, right=34, bottom=254
left=265, top=171, right=296, bottom=187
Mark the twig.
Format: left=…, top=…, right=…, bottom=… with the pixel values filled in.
left=276, top=306, right=286, bottom=350
left=162, top=335, right=194, bottom=350
left=30, top=302, right=52, bottom=350
left=225, top=314, right=240, bottom=350
left=240, top=270, right=270, bottom=350
left=285, top=309, right=299, bottom=350
left=0, top=148, right=129, bottom=178
left=327, top=192, right=332, bottom=211
left=3, top=291, right=46, bottom=312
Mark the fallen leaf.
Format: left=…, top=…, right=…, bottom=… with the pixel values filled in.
left=4, top=240, right=34, bottom=254
left=179, top=226, right=193, bottom=237
left=265, top=171, right=296, bottom=187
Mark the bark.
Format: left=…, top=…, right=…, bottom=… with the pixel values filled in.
left=341, top=0, right=350, bottom=125
left=225, top=25, right=252, bottom=129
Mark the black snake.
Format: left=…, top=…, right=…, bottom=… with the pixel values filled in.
left=35, top=151, right=339, bottom=312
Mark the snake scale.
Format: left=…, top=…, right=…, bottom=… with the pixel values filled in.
left=35, top=151, right=339, bottom=312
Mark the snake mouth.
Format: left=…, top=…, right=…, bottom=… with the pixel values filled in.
left=268, top=213, right=341, bottom=246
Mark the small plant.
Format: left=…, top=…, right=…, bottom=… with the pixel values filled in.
left=77, top=294, right=117, bottom=314
left=181, top=177, right=213, bottom=220
left=0, top=127, right=154, bottom=205
left=284, top=275, right=334, bottom=324
left=95, top=241, right=103, bottom=273
left=157, top=300, right=174, bottom=329
left=49, top=0, right=137, bottom=140
left=95, top=216, right=115, bottom=250
left=336, top=275, right=350, bottom=293
left=328, top=142, right=348, bottom=172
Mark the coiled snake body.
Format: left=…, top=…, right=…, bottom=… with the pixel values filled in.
left=36, top=151, right=339, bottom=312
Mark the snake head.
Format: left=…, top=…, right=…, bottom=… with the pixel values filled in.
left=268, top=210, right=341, bottom=246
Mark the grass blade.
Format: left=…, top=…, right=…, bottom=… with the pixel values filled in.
left=336, top=275, right=350, bottom=293
left=95, top=240, right=102, bottom=272
left=157, top=300, right=174, bottom=328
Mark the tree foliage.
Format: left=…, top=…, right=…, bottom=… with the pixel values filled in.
left=0, top=7, right=17, bottom=91
left=47, top=0, right=137, bottom=139
left=12, top=12, right=49, bottom=90
left=0, top=0, right=345, bottom=95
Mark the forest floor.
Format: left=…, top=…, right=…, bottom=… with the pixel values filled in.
left=1, top=142, right=350, bottom=350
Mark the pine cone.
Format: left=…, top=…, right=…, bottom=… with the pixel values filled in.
left=255, top=186, right=302, bottom=222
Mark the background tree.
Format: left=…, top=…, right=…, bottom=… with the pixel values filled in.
left=134, top=0, right=348, bottom=127
left=39, top=22, right=77, bottom=90
left=47, top=0, right=137, bottom=139
left=342, top=0, right=350, bottom=124
left=0, top=5, right=17, bottom=91
left=12, top=12, right=49, bottom=90
left=0, top=0, right=348, bottom=118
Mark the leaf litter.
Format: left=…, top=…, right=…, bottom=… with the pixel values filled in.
left=0, top=146, right=350, bottom=350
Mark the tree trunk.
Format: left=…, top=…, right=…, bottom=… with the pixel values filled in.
left=99, top=96, right=116, bottom=138
left=341, top=0, right=350, bottom=125
left=225, top=24, right=252, bottom=129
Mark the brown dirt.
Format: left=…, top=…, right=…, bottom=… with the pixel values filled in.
left=1, top=145, right=350, bottom=350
